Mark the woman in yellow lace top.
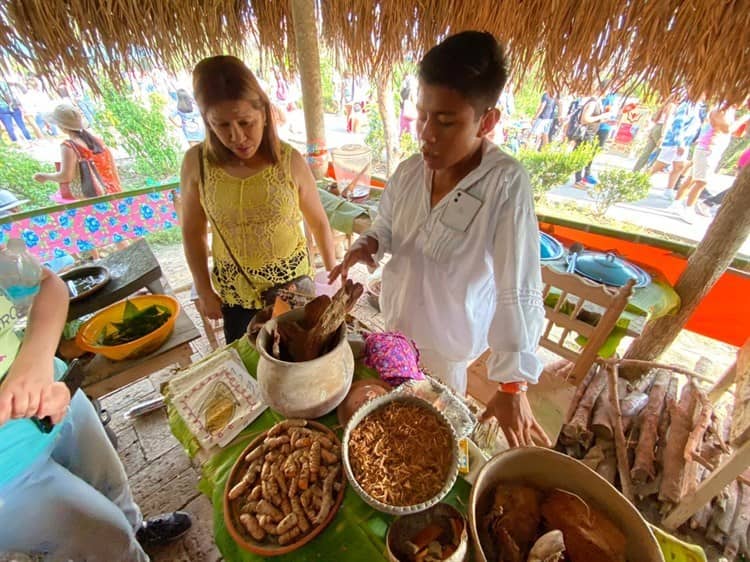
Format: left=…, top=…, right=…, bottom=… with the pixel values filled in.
left=180, top=56, right=336, bottom=343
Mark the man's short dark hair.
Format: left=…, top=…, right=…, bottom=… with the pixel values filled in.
left=418, top=31, right=508, bottom=117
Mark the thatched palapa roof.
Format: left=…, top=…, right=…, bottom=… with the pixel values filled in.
left=1, top=0, right=748, bottom=103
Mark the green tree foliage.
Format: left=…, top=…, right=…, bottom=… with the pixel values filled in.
left=319, top=50, right=338, bottom=113
left=518, top=142, right=598, bottom=201
left=0, top=141, right=56, bottom=209
left=512, top=73, right=544, bottom=118
left=589, top=169, right=651, bottom=217
left=365, top=108, right=386, bottom=164
left=95, top=84, right=181, bottom=180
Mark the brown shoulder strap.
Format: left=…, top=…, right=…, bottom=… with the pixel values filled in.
left=198, top=144, right=206, bottom=189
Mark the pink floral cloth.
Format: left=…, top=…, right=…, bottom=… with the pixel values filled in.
left=363, top=331, right=424, bottom=387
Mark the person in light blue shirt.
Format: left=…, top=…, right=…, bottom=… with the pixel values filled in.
left=649, top=95, right=703, bottom=199
left=598, top=92, right=620, bottom=142
left=0, top=266, right=190, bottom=560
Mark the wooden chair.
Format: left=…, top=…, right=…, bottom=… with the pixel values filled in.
left=537, top=266, right=636, bottom=386
left=663, top=339, right=750, bottom=529
left=467, top=266, right=636, bottom=441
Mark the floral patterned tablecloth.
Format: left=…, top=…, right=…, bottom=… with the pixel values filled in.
left=0, top=188, right=179, bottom=261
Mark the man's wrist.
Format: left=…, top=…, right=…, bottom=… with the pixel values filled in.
left=498, top=381, right=528, bottom=394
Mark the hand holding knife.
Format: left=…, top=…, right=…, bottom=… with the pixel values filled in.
left=32, top=358, right=85, bottom=433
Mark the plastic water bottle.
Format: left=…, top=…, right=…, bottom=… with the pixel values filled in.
left=0, top=238, right=42, bottom=319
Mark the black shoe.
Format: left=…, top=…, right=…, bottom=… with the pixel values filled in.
left=136, top=511, right=192, bottom=547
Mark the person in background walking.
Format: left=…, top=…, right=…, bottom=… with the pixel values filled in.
left=530, top=88, right=558, bottom=150
left=572, top=82, right=612, bottom=187
left=633, top=94, right=676, bottom=172
left=648, top=93, right=703, bottom=200
left=399, top=81, right=418, bottom=140
left=597, top=89, right=620, bottom=145
left=0, top=81, right=33, bottom=143
left=21, top=76, right=58, bottom=138
left=671, top=103, right=749, bottom=222
left=170, top=89, right=205, bottom=147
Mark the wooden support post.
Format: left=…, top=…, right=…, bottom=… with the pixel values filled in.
left=663, top=439, right=750, bottom=530
left=290, top=0, right=327, bottom=179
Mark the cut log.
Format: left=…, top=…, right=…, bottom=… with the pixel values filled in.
left=591, top=383, right=614, bottom=441
left=726, top=483, right=750, bottom=560
left=703, top=413, right=729, bottom=465
left=620, top=391, right=649, bottom=417
left=560, top=366, right=607, bottom=447
left=595, top=440, right=618, bottom=485
left=656, top=376, right=680, bottom=473
left=682, top=390, right=713, bottom=498
left=659, top=383, right=698, bottom=504
left=632, top=369, right=658, bottom=394
left=607, top=364, right=634, bottom=502
left=564, top=363, right=599, bottom=422
left=631, top=370, right=670, bottom=484
left=714, top=481, right=740, bottom=542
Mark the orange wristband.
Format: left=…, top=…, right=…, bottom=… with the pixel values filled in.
left=498, top=381, right=528, bottom=394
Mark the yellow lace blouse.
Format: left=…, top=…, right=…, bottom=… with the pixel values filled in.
left=199, top=142, right=312, bottom=309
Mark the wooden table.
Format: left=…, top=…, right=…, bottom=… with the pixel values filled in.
left=66, top=238, right=201, bottom=397
left=68, top=238, right=164, bottom=321
left=81, top=309, right=200, bottom=398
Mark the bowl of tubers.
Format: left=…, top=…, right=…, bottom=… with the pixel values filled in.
left=223, top=419, right=346, bottom=556
left=468, top=447, right=663, bottom=562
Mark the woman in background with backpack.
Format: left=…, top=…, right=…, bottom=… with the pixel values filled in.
left=32, top=104, right=122, bottom=199
left=568, top=82, right=612, bottom=187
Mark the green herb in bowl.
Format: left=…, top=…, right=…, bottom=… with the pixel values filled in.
left=97, top=299, right=173, bottom=346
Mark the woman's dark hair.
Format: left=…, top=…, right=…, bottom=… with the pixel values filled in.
left=193, top=55, right=280, bottom=165
left=73, top=129, right=104, bottom=154
left=419, top=31, right=508, bottom=117
left=176, top=89, right=194, bottom=113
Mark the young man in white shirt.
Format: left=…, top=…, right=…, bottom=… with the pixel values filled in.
left=330, top=31, right=550, bottom=448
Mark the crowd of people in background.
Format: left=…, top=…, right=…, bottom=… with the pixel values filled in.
left=0, top=62, right=747, bottom=227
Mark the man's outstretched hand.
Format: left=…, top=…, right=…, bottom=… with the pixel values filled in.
left=480, top=390, right=552, bottom=448
left=328, top=236, right=379, bottom=282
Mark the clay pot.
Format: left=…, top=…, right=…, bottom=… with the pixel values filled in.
left=255, top=308, right=353, bottom=419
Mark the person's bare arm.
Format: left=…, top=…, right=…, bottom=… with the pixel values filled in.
left=180, top=145, right=222, bottom=319
left=291, top=149, right=336, bottom=271
left=532, top=96, right=545, bottom=120
left=580, top=101, right=609, bottom=125
left=33, top=145, right=76, bottom=184
left=0, top=268, right=70, bottom=425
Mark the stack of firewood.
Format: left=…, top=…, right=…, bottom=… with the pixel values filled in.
left=557, top=362, right=749, bottom=560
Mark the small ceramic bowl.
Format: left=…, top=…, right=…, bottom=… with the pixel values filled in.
left=386, top=503, right=468, bottom=562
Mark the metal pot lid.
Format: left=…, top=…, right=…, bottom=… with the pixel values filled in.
left=568, top=251, right=651, bottom=288
left=540, top=232, right=564, bottom=261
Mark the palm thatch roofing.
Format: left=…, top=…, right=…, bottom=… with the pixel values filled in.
left=1, top=0, right=748, bottom=103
